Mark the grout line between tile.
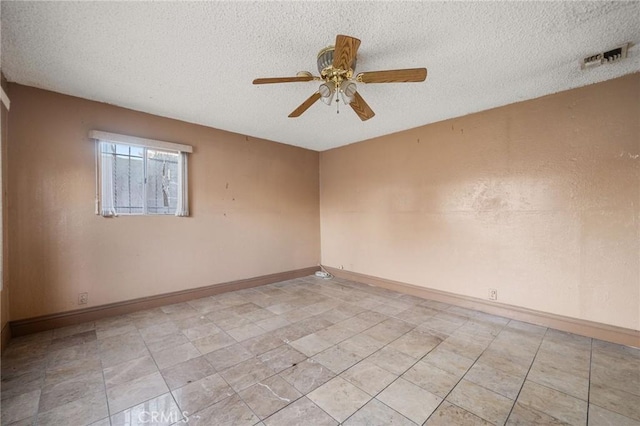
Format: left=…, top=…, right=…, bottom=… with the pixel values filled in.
left=502, top=326, right=547, bottom=423
left=421, top=315, right=505, bottom=424
left=586, top=337, right=593, bottom=425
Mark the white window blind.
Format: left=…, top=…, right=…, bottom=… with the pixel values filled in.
left=91, top=131, right=191, bottom=217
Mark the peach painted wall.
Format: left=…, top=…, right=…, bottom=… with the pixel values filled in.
left=1, top=77, right=9, bottom=333
left=8, top=84, right=320, bottom=320
left=321, top=74, right=640, bottom=330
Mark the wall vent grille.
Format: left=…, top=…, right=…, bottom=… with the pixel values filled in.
left=582, top=43, right=630, bottom=69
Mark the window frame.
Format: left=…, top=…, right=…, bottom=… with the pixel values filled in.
left=91, top=130, right=191, bottom=218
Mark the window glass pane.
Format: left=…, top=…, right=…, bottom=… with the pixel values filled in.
left=146, top=149, right=179, bottom=215
left=112, top=143, right=144, bottom=214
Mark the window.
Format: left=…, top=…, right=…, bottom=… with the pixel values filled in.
left=91, top=131, right=191, bottom=217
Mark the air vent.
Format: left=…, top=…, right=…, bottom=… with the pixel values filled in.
left=581, top=43, right=630, bottom=69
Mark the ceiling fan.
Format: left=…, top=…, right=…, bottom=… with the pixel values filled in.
left=253, top=35, right=427, bottom=121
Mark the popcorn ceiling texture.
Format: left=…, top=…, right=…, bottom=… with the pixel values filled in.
left=2, top=1, right=639, bottom=151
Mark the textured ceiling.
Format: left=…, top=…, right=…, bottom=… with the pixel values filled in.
left=2, top=1, right=639, bottom=151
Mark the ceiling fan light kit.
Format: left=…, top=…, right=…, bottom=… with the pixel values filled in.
left=253, top=34, right=428, bottom=121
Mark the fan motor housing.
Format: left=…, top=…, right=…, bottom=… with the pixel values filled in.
left=317, top=46, right=357, bottom=75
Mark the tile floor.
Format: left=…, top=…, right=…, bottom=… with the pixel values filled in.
left=1, top=276, right=639, bottom=425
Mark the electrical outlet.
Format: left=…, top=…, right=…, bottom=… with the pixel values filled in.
left=340, top=265, right=344, bottom=270
left=488, top=288, right=497, bottom=301
left=78, top=292, right=88, bottom=305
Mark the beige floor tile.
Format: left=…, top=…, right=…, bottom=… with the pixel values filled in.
left=46, top=341, right=99, bottom=369
left=5, top=279, right=640, bottom=426
left=238, top=375, right=302, bottom=419
left=160, top=356, right=216, bottom=390
left=377, top=378, right=442, bottom=424
left=0, top=369, right=44, bottom=401
left=256, top=315, right=291, bottom=332
left=338, top=333, right=386, bottom=358
left=107, top=371, right=169, bottom=413
left=263, top=396, right=337, bottom=426
left=213, top=314, right=253, bottom=331
left=37, top=390, right=108, bottom=426
left=241, top=332, right=286, bottom=356
left=447, top=379, right=514, bottom=425
left=227, top=323, right=267, bottom=342
left=437, top=335, right=491, bottom=360
left=279, top=359, right=335, bottom=394
left=544, top=330, right=591, bottom=350
left=506, top=320, right=547, bottom=338
left=204, top=343, right=254, bottom=371
left=181, top=322, right=222, bottom=341
left=48, top=330, right=97, bottom=352
left=281, top=307, right=320, bottom=323
left=290, top=333, right=333, bottom=357
left=341, top=360, right=398, bottom=396
left=388, top=329, right=443, bottom=359
left=1, top=389, right=40, bottom=425
left=516, top=381, right=587, bottom=425
left=52, top=322, right=96, bottom=340
left=535, top=344, right=591, bottom=378
left=423, top=347, right=475, bottom=376
left=172, top=373, right=234, bottom=414
left=316, top=323, right=359, bottom=345
left=308, top=377, right=372, bottom=422
left=367, top=346, right=416, bottom=375
left=592, top=339, right=640, bottom=361
left=111, top=393, right=183, bottom=426
left=242, top=307, right=277, bottom=323
left=425, top=401, right=492, bottom=426
left=464, top=362, right=524, bottom=400
left=185, top=393, right=259, bottom=426
left=2, top=353, right=47, bottom=382
left=475, top=351, right=530, bottom=378
left=591, top=353, right=640, bottom=397
left=152, top=341, right=201, bottom=370
left=103, top=354, right=158, bottom=388
left=219, top=358, right=276, bottom=392
left=44, top=357, right=103, bottom=387
left=418, top=317, right=463, bottom=335
left=146, top=331, right=189, bottom=354
left=192, top=331, right=236, bottom=354
left=589, top=382, right=640, bottom=421
left=337, top=316, right=377, bottom=334
left=128, top=309, right=171, bottom=330
left=258, top=345, right=307, bottom=373
left=89, top=417, right=111, bottom=426
left=402, top=360, right=461, bottom=398
left=344, top=398, right=416, bottom=425
left=313, top=345, right=362, bottom=374
left=98, top=332, right=149, bottom=368
left=186, top=296, right=223, bottom=314
left=39, top=369, right=104, bottom=412
left=394, top=305, right=439, bottom=325
left=96, top=320, right=136, bottom=340
left=362, top=319, right=413, bottom=344
left=506, top=401, right=569, bottom=425
left=484, top=341, right=536, bottom=367
left=588, top=404, right=640, bottom=426
left=280, top=316, right=330, bottom=341
left=528, top=359, right=589, bottom=400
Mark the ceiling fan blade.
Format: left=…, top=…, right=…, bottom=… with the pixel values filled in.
left=289, top=92, right=322, bottom=117
left=253, top=76, right=314, bottom=85
left=350, top=92, right=375, bottom=121
left=333, top=35, right=361, bottom=71
left=357, top=68, right=427, bottom=83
